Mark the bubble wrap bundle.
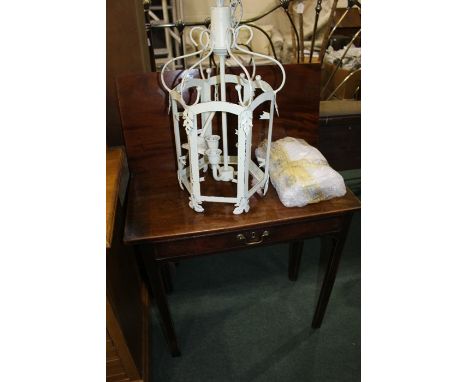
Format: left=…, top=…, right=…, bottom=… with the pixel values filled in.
left=256, top=137, right=346, bottom=207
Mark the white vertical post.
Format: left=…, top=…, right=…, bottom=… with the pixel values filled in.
left=236, top=117, right=245, bottom=201
left=189, top=114, right=201, bottom=199
left=243, top=113, right=252, bottom=198
left=263, top=98, right=276, bottom=194
left=201, top=77, right=213, bottom=136
left=172, top=98, right=183, bottom=187
left=219, top=55, right=229, bottom=169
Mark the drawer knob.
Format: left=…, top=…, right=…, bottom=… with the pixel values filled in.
left=237, top=230, right=269, bottom=246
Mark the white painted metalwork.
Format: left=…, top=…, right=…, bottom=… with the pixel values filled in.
left=160, top=0, right=286, bottom=214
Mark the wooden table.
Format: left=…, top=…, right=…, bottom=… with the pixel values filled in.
left=125, top=172, right=360, bottom=357
left=117, top=65, right=361, bottom=357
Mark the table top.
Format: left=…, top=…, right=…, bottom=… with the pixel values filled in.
left=117, top=65, right=359, bottom=246
left=106, top=147, right=125, bottom=248
left=124, top=172, right=360, bottom=245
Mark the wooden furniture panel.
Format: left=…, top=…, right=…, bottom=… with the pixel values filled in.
left=107, top=148, right=125, bottom=248
left=106, top=300, right=140, bottom=382
left=106, top=333, right=120, bottom=362
left=107, top=0, right=151, bottom=146
left=335, top=7, right=361, bottom=29
left=107, top=236, right=148, bottom=380
left=319, top=101, right=361, bottom=171
left=332, top=7, right=361, bottom=43
left=107, top=147, right=148, bottom=381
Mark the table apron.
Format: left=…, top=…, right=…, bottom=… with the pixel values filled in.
left=152, top=215, right=347, bottom=260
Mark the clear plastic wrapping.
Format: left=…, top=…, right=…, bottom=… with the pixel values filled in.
left=256, top=137, right=346, bottom=207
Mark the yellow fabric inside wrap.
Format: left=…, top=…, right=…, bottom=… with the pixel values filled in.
left=269, top=143, right=329, bottom=204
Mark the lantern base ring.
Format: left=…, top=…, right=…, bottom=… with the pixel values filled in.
left=179, top=156, right=268, bottom=214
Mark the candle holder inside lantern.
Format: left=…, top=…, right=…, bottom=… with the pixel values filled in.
left=160, top=0, right=286, bottom=214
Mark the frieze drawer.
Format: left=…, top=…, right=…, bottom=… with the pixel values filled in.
left=153, top=215, right=345, bottom=260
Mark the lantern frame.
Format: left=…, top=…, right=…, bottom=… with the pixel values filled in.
left=160, top=1, right=286, bottom=214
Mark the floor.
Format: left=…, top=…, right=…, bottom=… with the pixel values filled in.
left=150, top=207, right=360, bottom=382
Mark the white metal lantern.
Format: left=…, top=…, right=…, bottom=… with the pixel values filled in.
left=160, top=0, right=286, bottom=214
